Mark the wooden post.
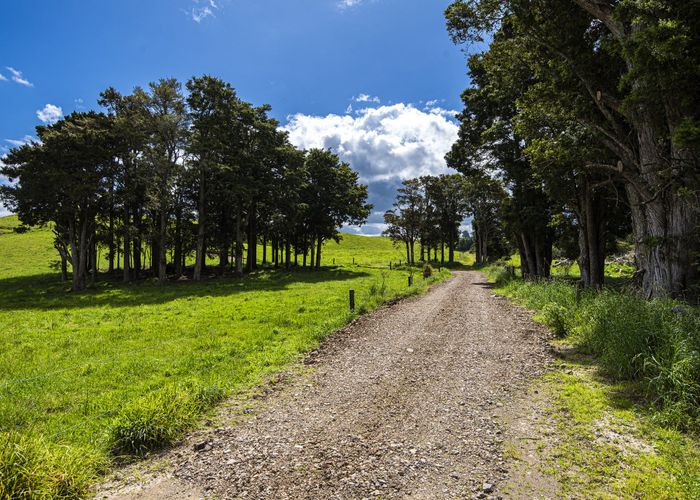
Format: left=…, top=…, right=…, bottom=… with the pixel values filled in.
left=408, top=276, right=413, bottom=287
left=349, top=289, right=355, bottom=311
left=352, top=257, right=355, bottom=265
left=389, top=262, right=392, bottom=270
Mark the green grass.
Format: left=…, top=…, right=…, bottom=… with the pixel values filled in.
left=531, top=367, right=700, bottom=498
left=0, top=216, right=452, bottom=497
left=483, top=261, right=700, bottom=498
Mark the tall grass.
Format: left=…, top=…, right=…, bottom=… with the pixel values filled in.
left=487, top=266, right=700, bottom=430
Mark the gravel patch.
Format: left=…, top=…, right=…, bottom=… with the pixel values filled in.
left=99, top=271, right=553, bottom=499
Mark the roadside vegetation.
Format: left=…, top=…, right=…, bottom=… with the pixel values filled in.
left=0, top=216, right=450, bottom=498
left=483, top=260, right=700, bottom=497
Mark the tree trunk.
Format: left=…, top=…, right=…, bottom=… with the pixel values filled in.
left=285, top=240, right=291, bottom=268
left=246, top=201, right=257, bottom=272
left=262, top=234, right=267, bottom=265
left=158, top=210, right=167, bottom=282
left=123, top=214, right=131, bottom=283
left=316, top=236, right=322, bottom=269
left=173, top=208, right=182, bottom=276
left=235, top=206, right=243, bottom=275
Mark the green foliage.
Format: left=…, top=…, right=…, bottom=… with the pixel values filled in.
left=422, top=264, right=433, bottom=278
left=109, top=382, right=225, bottom=456
left=0, top=433, right=100, bottom=499
left=489, top=268, right=700, bottom=430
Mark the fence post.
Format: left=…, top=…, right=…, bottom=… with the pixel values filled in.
left=349, top=289, right=355, bottom=311
left=408, top=276, right=413, bottom=287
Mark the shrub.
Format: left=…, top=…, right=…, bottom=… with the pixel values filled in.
left=109, top=381, right=226, bottom=457
left=0, top=432, right=99, bottom=499
left=541, top=303, right=571, bottom=338
left=422, top=264, right=433, bottom=278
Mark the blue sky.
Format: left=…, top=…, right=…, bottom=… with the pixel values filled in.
left=1, top=0, right=477, bottom=232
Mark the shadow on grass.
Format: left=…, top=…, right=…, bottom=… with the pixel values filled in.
left=551, top=345, right=655, bottom=416
left=0, top=267, right=371, bottom=312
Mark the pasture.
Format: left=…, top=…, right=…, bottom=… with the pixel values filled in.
left=0, top=215, right=450, bottom=496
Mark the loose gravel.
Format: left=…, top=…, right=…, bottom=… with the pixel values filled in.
left=101, top=271, right=552, bottom=499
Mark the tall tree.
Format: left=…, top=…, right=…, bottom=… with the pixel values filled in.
left=1, top=112, right=114, bottom=291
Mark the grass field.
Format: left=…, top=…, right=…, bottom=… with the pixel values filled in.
left=0, top=215, right=452, bottom=497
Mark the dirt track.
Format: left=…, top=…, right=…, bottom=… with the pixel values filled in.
left=101, top=271, right=552, bottom=499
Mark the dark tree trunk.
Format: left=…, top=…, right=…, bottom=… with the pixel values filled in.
left=123, top=213, right=131, bottom=283
left=158, top=210, right=167, bottom=282
left=246, top=202, right=257, bottom=272
left=235, top=206, right=243, bottom=275
left=174, top=208, right=183, bottom=276
left=316, top=237, right=322, bottom=269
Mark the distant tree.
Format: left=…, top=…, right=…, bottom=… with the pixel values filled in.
left=462, top=175, right=507, bottom=265
left=303, top=149, right=372, bottom=268
left=383, top=179, right=424, bottom=264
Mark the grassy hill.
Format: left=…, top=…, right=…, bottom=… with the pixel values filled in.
left=0, top=215, right=452, bottom=497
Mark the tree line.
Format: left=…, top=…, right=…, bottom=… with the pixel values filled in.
left=1, top=76, right=371, bottom=291
left=383, top=174, right=508, bottom=266
left=444, top=0, right=700, bottom=298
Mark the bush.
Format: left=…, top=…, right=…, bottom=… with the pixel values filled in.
left=541, top=303, right=571, bottom=338
left=422, top=264, right=433, bottom=278
left=0, top=432, right=99, bottom=498
left=109, top=381, right=226, bottom=457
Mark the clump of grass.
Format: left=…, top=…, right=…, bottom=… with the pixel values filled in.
left=487, top=265, right=700, bottom=431
left=109, top=381, right=226, bottom=457
left=0, top=432, right=100, bottom=498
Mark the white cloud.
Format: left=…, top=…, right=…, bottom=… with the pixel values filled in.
left=0, top=73, right=6, bottom=82
left=354, top=93, right=380, bottom=104
left=284, top=103, right=459, bottom=235
left=36, top=104, right=63, bottom=124
left=5, top=67, right=33, bottom=87
left=189, top=0, right=217, bottom=22
left=339, top=0, right=365, bottom=8
left=5, top=136, right=36, bottom=147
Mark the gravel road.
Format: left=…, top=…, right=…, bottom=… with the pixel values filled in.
left=103, top=271, right=552, bottom=499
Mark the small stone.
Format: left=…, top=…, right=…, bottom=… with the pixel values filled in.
left=406, top=348, right=414, bottom=353
left=193, top=441, right=209, bottom=451
left=483, top=482, right=494, bottom=493
left=565, top=370, right=574, bottom=375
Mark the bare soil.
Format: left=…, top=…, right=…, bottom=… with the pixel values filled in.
left=98, top=271, right=554, bottom=499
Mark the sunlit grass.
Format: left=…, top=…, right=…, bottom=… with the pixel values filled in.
left=0, top=215, right=452, bottom=496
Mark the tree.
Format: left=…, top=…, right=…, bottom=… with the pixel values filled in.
left=463, top=174, right=507, bottom=265
left=145, top=78, right=188, bottom=282
left=383, top=179, right=424, bottom=264
left=302, top=149, right=372, bottom=268
left=1, top=112, right=114, bottom=291
left=446, top=0, right=700, bottom=297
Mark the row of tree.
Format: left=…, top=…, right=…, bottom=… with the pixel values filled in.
left=444, top=0, right=700, bottom=298
left=1, top=77, right=371, bottom=291
left=383, top=174, right=508, bottom=266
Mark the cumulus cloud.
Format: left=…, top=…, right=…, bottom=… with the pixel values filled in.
left=0, top=72, right=6, bottom=82
left=36, top=104, right=63, bottom=124
left=284, top=103, right=459, bottom=235
left=5, top=67, right=33, bottom=87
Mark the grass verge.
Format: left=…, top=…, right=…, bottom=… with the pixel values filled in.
left=483, top=264, right=700, bottom=498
